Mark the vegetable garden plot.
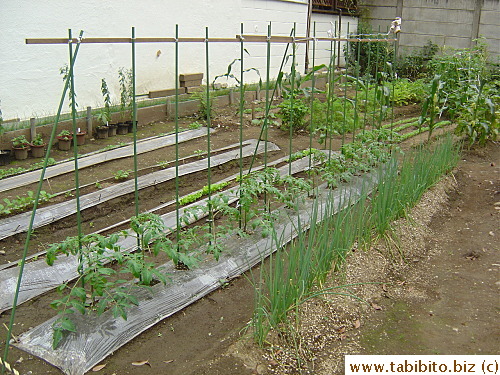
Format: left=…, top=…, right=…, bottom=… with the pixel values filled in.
left=0, top=148, right=320, bottom=314
left=0, top=139, right=278, bottom=241
left=12, top=169, right=380, bottom=375
left=0, top=127, right=211, bottom=193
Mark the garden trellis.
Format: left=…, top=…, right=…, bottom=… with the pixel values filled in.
left=1, top=23, right=400, bottom=375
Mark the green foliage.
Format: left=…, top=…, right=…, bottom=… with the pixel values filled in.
left=347, top=21, right=394, bottom=78
left=396, top=41, right=439, bottom=80
left=57, top=130, right=72, bottom=141
left=189, top=121, right=203, bottom=129
left=391, top=79, right=427, bottom=106
left=0, top=158, right=56, bottom=180
left=427, top=41, right=489, bottom=119
left=0, top=190, right=54, bottom=217
left=456, top=80, right=498, bottom=145
left=47, top=213, right=177, bottom=349
left=251, top=135, right=461, bottom=347
left=31, top=133, right=44, bottom=146
left=118, top=67, right=133, bottom=121
left=98, top=78, right=112, bottom=126
left=277, top=98, right=309, bottom=132
left=311, top=98, right=355, bottom=142
left=178, top=182, right=230, bottom=206
left=418, top=75, right=445, bottom=140
left=113, top=169, right=132, bottom=181
left=191, top=89, right=215, bottom=120
left=318, top=129, right=396, bottom=188
left=369, top=135, right=460, bottom=235
left=11, top=135, right=30, bottom=149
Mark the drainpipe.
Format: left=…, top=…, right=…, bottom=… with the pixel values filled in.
left=337, top=5, right=342, bottom=69
left=305, top=0, right=313, bottom=73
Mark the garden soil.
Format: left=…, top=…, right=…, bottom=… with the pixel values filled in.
left=0, top=107, right=498, bottom=374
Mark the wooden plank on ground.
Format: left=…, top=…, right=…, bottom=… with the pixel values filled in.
left=0, top=127, right=211, bottom=193
left=0, top=139, right=278, bottom=241
left=12, top=171, right=379, bottom=375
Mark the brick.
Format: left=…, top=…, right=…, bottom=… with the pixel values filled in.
left=180, top=79, right=203, bottom=88
left=148, top=88, right=186, bottom=99
left=179, top=73, right=203, bottom=81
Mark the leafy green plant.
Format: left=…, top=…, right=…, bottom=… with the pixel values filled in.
left=118, top=67, right=133, bottom=122
left=60, top=64, right=78, bottom=110
left=277, top=98, right=309, bottom=133
left=0, top=190, right=54, bottom=217
left=11, top=135, right=30, bottom=149
left=57, top=130, right=72, bottom=141
left=0, top=158, right=56, bottom=180
left=311, top=97, right=355, bottom=142
left=113, top=169, right=131, bottom=181
left=418, top=75, right=444, bottom=140
left=456, top=80, right=498, bottom=145
left=31, top=133, right=45, bottom=146
left=97, top=78, right=112, bottom=127
left=250, top=135, right=461, bottom=348
left=391, top=79, right=427, bottom=106
left=396, top=41, right=439, bottom=80
left=47, top=213, right=175, bottom=349
left=347, top=21, right=394, bottom=78
left=191, top=89, right=215, bottom=120
left=178, top=182, right=230, bottom=206
left=189, top=121, right=203, bottom=129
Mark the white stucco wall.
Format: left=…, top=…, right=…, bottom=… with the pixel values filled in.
left=0, top=0, right=356, bottom=121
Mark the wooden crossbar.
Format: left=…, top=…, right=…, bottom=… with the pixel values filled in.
left=26, top=35, right=396, bottom=45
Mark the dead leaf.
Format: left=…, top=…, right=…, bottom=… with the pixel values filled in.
left=354, top=319, right=361, bottom=329
left=92, top=364, right=106, bottom=372
left=337, top=326, right=346, bottom=334
left=371, top=303, right=382, bottom=310
left=382, top=284, right=388, bottom=292
left=132, top=360, right=151, bottom=367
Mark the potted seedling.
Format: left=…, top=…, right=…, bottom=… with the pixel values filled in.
left=97, top=78, right=117, bottom=138
left=117, top=68, right=131, bottom=135
left=30, top=133, right=46, bottom=158
left=95, top=109, right=110, bottom=139
left=75, top=127, right=87, bottom=146
left=11, top=135, right=30, bottom=160
left=57, top=130, right=73, bottom=151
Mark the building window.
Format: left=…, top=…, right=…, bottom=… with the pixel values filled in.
left=312, top=0, right=358, bottom=14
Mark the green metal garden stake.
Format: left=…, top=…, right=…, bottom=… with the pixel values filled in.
left=131, top=26, right=140, bottom=250
left=352, top=26, right=362, bottom=143
left=341, top=22, right=350, bottom=146
left=308, top=22, right=317, bottom=181
left=288, top=23, right=296, bottom=175
left=68, top=29, right=84, bottom=280
left=238, top=23, right=245, bottom=229
left=205, top=26, right=214, bottom=240
left=362, top=37, right=372, bottom=135
left=175, top=24, right=181, bottom=242
left=2, top=32, right=84, bottom=375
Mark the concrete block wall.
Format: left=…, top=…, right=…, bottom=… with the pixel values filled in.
left=359, top=0, right=500, bottom=60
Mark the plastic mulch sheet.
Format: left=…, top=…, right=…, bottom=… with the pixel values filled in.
left=0, top=140, right=279, bottom=312
left=13, top=171, right=379, bottom=375
left=0, top=138, right=276, bottom=241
